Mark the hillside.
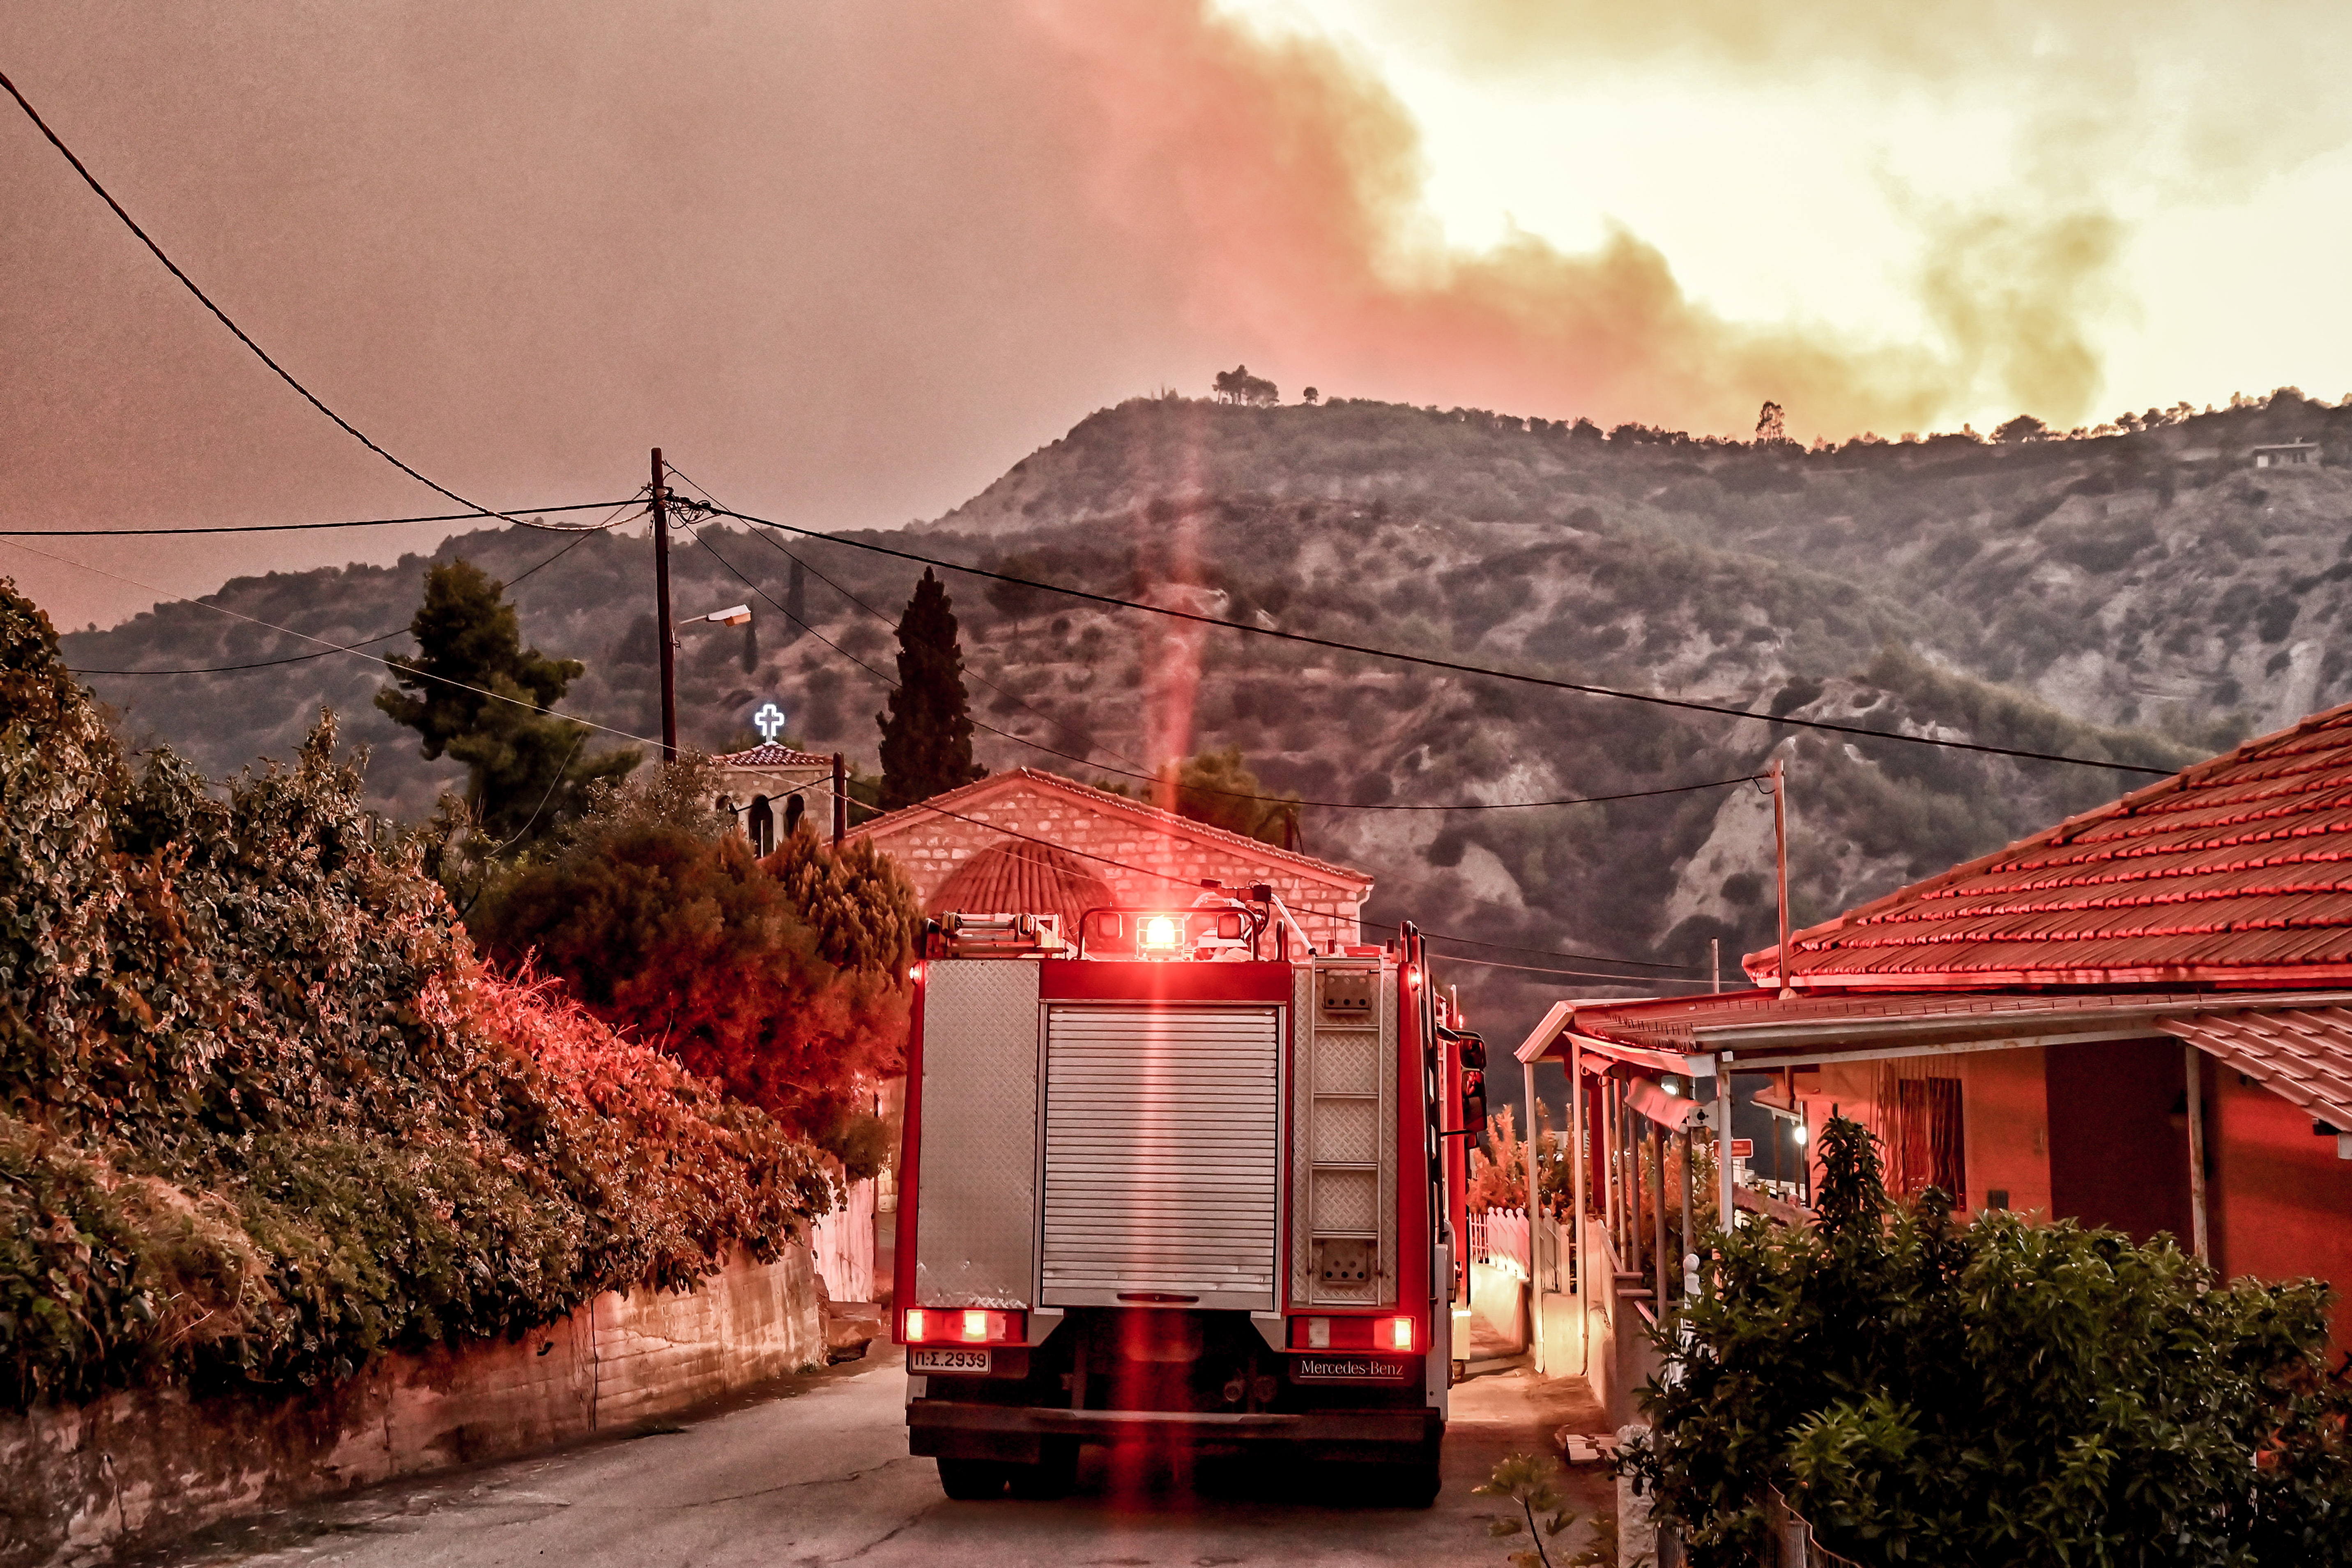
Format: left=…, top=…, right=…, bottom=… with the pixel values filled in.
left=55, top=390, right=2350, bottom=1043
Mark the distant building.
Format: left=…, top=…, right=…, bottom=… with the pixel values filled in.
left=715, top=744, right=833, bottom=857
left=842, top=767, right=1371, bottom=950
left=2253, top=440, right=2319, bottom=468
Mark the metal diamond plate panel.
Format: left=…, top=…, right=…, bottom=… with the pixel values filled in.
left=913, top=960, right=1040, bottom=1308
left=1312, top=1097, right=1379, bottom=1163
left=1313, top=1034, right=1380, bottom=1096
left=1292, top=966, right=1315, bottom=1301
left=1313, top=1168, right=1378, bottom=1232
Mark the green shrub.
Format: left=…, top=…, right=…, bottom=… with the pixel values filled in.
left=0, top=582, right=829, bottom=1409
left=1640, top=1117, right=2352, bottom=1566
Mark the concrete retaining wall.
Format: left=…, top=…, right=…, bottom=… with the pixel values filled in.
left=2, top=1248, right=821, bottom=1568
left=1468, top=1261, right=1528, bottom=1353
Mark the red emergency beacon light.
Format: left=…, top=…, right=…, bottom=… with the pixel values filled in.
left=893, top=888, right=1468, bottom=1504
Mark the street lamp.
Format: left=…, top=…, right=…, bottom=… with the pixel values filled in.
left=685, top=604, right=752, bottom=629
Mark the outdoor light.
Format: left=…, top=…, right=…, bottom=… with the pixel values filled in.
left=690, top=604, right=753, bottom=627
left=1139, top=914, right=1184, bottom=952
left=904, top=1309, right=928, bottom=1342
left=961, top=1310, right=989, bottom=1342
left=1405, top=965, right=1421, bottom=988
left=1388, top=1316, right=1415, bottom=1351
left=1793, top=1123, right=1810, bottom=1146
left=908, top=963, right=923, bottom=983
left=1662, top=1076, right=1682, bottom=1097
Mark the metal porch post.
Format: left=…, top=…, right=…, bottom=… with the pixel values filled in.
left=1716, top=1054, right=1735, bottom=1239
left=1571, top=1037, right=1587, bottom=1363
left=2186, top=1045, right=2210, bottom=1263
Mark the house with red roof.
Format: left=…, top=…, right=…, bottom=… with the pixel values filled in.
left=840, top=767, right=1372, bottom=949
left=1518, top=702, right=2352, bottom=1416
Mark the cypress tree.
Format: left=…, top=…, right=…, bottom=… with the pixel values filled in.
left=876, top=568, right=985, bottom=808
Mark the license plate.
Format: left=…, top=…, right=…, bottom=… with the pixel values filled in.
left=910, top=1347, right=992, bottom=1374
left=1289, top=1354, right=1415, bottom=1383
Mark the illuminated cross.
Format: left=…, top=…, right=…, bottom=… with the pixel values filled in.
left=753, top=702, right=788, bottom=743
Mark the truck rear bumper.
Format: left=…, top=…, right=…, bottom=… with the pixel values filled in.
left=908, top=1399, right=1440, bottom=1465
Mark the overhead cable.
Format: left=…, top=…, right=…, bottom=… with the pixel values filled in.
left=690, top=523, right=1760, bottom=828
left=862, top=788, right=1702, bottom=984
left=5, top=535, right=664, bottom=753
left=0, top=499, right=641, bottom=538
left=66, top=520, right=620, bottom=675
left=661, top=470, right=1150, bottom=773
left=0, top=67, right=602, bottom=533
left=710, top=504, right=2170, bottom=777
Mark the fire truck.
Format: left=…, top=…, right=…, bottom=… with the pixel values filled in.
left=891, top=887, right=1487, bottom=1503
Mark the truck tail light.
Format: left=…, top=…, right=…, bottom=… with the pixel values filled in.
left=1388, top=1316, right=1415, bottom=1351
left=903, top=1306, right=1022, bottom=1345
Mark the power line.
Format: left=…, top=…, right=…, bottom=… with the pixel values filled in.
left=0, top=500, right=642, bottom=538
left=65, top=519, right=623, bottom=675
left=858, top=788, right=1697, bottom=981
left=4, top=535, right=665, bottom=754
left=661, top=471, right=1148, bottom=773
left=0, top=67, right=598, bottom=534
left=693, top=523, right=1763, bottom=824
left=710, top=505, right=2171, bottom=777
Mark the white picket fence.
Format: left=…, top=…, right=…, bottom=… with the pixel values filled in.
left=809, top=1177, right=876, bottom=1303
left=1468, top=1206, right=1530, bottom=1278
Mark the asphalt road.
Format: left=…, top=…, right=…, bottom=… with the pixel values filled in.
left=158, top=1358, right=1613, bottom=1568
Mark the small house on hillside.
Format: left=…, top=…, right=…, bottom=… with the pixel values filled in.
left=1519, top=702, right=2352, bottom=1416
left=715, top=744, right=835, bottom=857
left=2253, top=440, right=2320, bottom=468
left=842, top=768, right=1371, bottom=949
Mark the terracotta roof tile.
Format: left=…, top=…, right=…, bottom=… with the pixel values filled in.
left=717, top=744, right=833, bottom=769
left=844, top=767, right=1372, bottom=889
left=1748, top=702, right=2352, bottom=990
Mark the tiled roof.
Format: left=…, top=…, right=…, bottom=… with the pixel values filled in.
left=930, top=838, right=1114, bottom=930
left=717, top=744, right=833, bottom=769
left=844, top=768, right=1372, bottom=890
left=1748, top=702, right=2352, bottom=990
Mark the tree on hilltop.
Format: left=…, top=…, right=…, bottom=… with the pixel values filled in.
left=375, top=559, right=638, bottom=846
left=877, top=569, right=985, bottom=810
left=1213, top=365, right=1280, bottom=406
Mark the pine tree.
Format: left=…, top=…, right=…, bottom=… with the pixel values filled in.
left=375, top=559, right=638, bottom=845
left=876, top=569, right=984, bottom=809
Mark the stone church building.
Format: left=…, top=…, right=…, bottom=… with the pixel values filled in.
left=841, top=768, right=1372, bottom=951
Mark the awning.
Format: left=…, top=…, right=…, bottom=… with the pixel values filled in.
left=2159, top=1007, right=2352, bottom=1130
left=1625, top=1075, right=1700, bottom=1133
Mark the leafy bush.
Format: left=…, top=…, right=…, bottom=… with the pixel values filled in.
left=1639, top=1117, right=2352, bottom=1566
left=471, top=757, right=920, bottom=1172
left=0, top=582, right=828, bottom=1409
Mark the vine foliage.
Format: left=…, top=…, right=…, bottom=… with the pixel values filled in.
left=0, top=582, right=828, bottom=1409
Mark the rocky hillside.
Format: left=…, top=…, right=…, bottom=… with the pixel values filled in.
left=56, top=390, right=2351, bottom=1044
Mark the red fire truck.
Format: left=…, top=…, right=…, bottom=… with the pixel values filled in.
left=891, top=888, right=1486, bottom=1503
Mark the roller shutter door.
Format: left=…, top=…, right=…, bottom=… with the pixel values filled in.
left=1040, top=1005, right=1282, bottom=1311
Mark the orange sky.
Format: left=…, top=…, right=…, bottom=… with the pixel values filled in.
left=3, top=0, right=2346, bottom=627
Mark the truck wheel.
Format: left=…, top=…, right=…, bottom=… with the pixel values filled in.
left=1007, top=1440, right=1078, bottom=1499
left=937, top=1458, right=1010, bottom=1499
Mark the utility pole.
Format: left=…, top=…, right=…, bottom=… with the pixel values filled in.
left=651, top=448, right=677, bottom=760
left=1770, top=756, right=1793, bottom=999
left=832, top=752, right=847, bottom=846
